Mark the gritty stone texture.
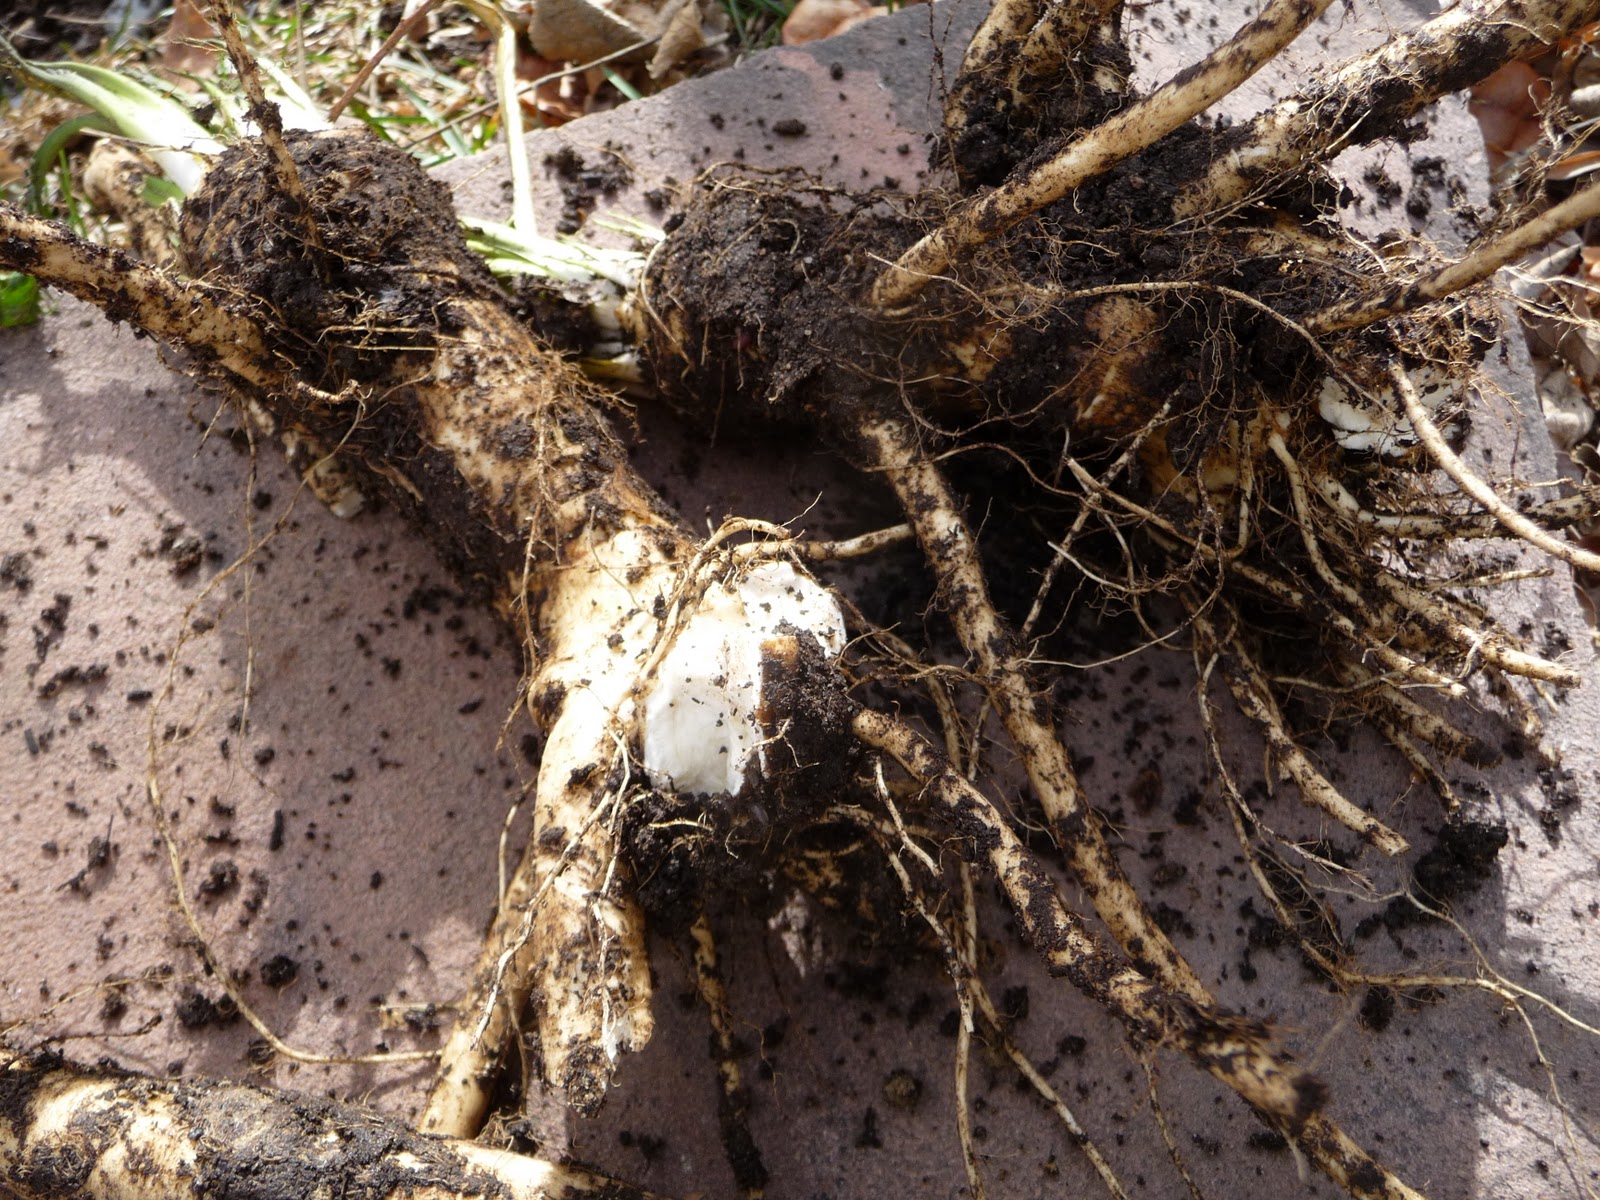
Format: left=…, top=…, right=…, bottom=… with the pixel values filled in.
left=2, top=2, right=1597, bottom=1199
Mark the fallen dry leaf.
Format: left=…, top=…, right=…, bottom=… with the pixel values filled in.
left=1468, top=60, right=1551, bottom=172
left=163, top=0, right=218, bottom=74
left=781, top=0, right=879, bottom=46
left=525, top=0, right=725, bottom=77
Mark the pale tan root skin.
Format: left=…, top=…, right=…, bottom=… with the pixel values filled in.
left=1174, top=0, right=1597, bottom=218
left=857, top=415, right=1211, bottom=1004
left=874, top=0, right=1334, bottom=305
left=0, top=204, right=274, bottom=388
left=0, top=1051, right=666, bottom=1200
left=851, top=709, right=1427, bottom=1200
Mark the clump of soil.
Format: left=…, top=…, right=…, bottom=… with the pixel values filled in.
left=180, top=128, right=500, bottom=391
left=177, top=128, right=558, bottom=599
left=1367, top=820, right=1510, bottom=933
left=543, top=143, right=633, bottom=235
left=943, top=26, right=1135, bottom=187
left=640, top=173, right=928, bottom=440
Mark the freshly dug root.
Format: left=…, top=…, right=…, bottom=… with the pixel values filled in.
left=1174, top=0, right=1598, bottom=219
left=1, top=126, right=851, bottom=1137
left=1308, top=179, right=1600, bottom=335
left=5, top=126, right=1430, bottom=1200
left=176, top=129, right=671, bottom=1129
left=0, top=1050, right=663, bottom=1200
left=639, top=178, right=1215, bottom=1001
left=874, top=0, right=1334, bottom=306
left=850, top=709, right=1426, bottom=1200
left=626, top=1, right=1600, bottom=1191
left=7, top=0, right=1600, bottom=1195
left=1191, top=602, right=1410, bottom=855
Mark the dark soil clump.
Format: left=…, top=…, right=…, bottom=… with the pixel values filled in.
left=1362, top=820, right=1510, bottom=934
left=640, top=172, right=928, bottom=441
left=181, top=129, right=500, bottom=392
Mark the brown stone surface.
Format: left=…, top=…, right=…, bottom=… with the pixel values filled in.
left=3, top=2, right=1599, bottom=1198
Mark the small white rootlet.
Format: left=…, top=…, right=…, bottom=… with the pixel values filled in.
left=1317, top=363, right=1460, bottom=456
left=640, top=561, right=847, bottom=797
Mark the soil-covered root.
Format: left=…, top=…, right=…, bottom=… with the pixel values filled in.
left=0, top=1049, right=664, bottom=1200
left=850, top=709, right=1427, bottom=1200
left=177, top=129, right=873, bottom=1131
left=632, top=44, right=1599, bottom=1194
left=0, top=203, right=275, bottom=386
left=874, top=0, right=1337, bottom=306
left=1174, top=0, right=1600, bottom=219
left=638, top=175, right=1214, bottom=1002
left=3, top=127, right=860, bottom=1134
left=942, top=0, right=1132, bottom=187
left=173, top=127, right=678, bottom=1127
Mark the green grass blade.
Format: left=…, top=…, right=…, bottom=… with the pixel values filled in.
left=1, top=33, right=221, bottom=194
left=0, top=272, right=42, bottom=328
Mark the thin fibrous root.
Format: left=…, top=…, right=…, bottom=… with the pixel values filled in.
left=873, top=0, right=1332, bottom=307
left=857, top=413, right=1210, bottom=1003
left=1370, top=566, right=1582, bottom=686
left=1195, top=647, right=1378, bottom=902
left=1309, top=179, right=1600, bottom=333
left=1328, top=657, right=1496, bottom=769
left=1173, top=0, right=1598, bottom=219
left=1311, top=472, right=1600, bottom=540
left=1393, top=363, right=1600, bottom=580
left=1220, top=786, right=1600, bottom=1195
left=1189, top=600, right=1410, bottom=856
left=858, top=805, right=1131, bottom=1200
left=1140, top=1054, right=1208, bottom=1200
left=0, top=1050, right=667, bottom=1200
left=850, top=707, right=1427, bottom=1200
left=689, top=911, right=769, bottom=1200
left=1060, top=456, right=1472, bottom=699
